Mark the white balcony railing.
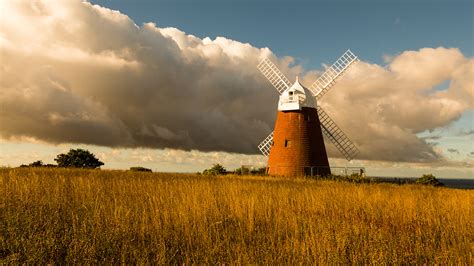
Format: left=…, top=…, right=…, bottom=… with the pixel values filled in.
left=279, top=94, right=305, bottom=104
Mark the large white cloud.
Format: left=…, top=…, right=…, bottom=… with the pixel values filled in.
left=320, top=48, right=473, bottom=162
left=0, top=0, right=472, bottom=163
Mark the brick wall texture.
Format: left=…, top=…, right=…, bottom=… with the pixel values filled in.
left=267, top=107, right=330, bottom=177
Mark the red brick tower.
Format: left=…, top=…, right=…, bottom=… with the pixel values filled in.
left=267, top=107, right=330, bottom=176
left=256, top=50, right=361, bottom=178
left=264, top=77, right=330, bottom=177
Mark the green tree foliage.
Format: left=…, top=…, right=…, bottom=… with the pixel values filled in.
left=130, top=166, right=152, bottom=172
left=54, top=149, right=104, bottom=169
left=202, top=164, right=227, bottom=175
left=416, top=174, right=443, bottom=186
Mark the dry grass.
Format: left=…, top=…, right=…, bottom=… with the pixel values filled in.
left=1, top=168, right=472, bottom=264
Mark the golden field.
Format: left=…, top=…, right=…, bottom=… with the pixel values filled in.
left=1, top=168, right=472, bottom=264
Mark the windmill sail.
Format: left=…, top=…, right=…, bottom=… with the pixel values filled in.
left=308, top=50, right=359, bottom=100
left=256, top=51, right=361, bottom=163
left=257, top=58, right=292, bottom=94
left=258, top=131, right=274, bottom=157
left=317, top=106, right=359, bottom=161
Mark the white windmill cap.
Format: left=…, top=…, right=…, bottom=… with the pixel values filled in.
left=281, top=76, right=315, bottom=108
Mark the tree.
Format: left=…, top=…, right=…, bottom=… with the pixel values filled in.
left=54, top=149, right=104, bottom=169
left=202, top=164, right=227, bottom=175
left=416, top=174, right=443, bottom=186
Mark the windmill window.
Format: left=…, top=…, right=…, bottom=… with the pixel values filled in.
left=305, top=114, right=310, bottom=121
left=289, top=91, right=294, bottom=95
left=284, top=139, right=291, bottom=147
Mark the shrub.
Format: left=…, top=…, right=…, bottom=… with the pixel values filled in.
left=234, top=166, right=267, bottom=175
left=130, top=166, right=152, bottom=172
left=20, top=161, right=57, bottom=168
left=202, top=164, right=226, bottom=175
left=416, top=174, right=443, bottom=186
left=20, top=160, right=44, bottom=167
left=234, top=167, right=245, bottom=175
left=54, top=149, right=104, bottom=169
left=29, top=160, right=44, bottom=167
left=250, top=167, right=267, bottom=175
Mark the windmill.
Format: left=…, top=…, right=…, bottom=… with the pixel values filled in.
left=257, top=50, right=360, bottom=176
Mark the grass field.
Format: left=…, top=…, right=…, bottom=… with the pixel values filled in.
left=1, top=168, right=472, bottom=264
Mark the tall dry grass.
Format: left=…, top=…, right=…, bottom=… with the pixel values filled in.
left=1, top=168, right=472, bottom=264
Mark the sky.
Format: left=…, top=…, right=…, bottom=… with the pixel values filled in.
left=89, top=0, right=474, bottom=66
left=0, top=0, right=473, bottom=178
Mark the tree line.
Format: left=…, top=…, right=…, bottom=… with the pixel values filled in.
left=19, top=150, right=443, bottom=186
left=21, top=148, right=103, bottom=169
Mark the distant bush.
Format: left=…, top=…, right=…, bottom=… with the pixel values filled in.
left=202, top=164, right=226, bottom=175
left=416, top=174, right=443, bottom=186
left=234, top=167, right=244, bottom=175
left=55, top=149, right=104, bottom=169
left=234, top=166, right=267, bottom=175
left=251, top=167, right=267, bottom=175
left=30, top=160, right=44, bottom=167
left=20, top=161, right=57, bottom=168
left=130, top=166, right=152, bottom=172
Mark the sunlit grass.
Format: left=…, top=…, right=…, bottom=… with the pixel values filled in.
left=1, top=168, right=472, bottom=264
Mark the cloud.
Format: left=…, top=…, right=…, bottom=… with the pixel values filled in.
left=447, top=148, right=459, bottom=154
left=420, top=135, right=442, bottom=141
left=0, top=0, right=473, bottom=164
left=458, top=129, right=474, bottom=136
left=0, top=0, right=282, bottom=154
left=320, top=48, right=473, bottom=162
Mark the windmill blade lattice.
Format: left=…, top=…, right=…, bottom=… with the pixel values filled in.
left=308, top=50, right=359, bottom=100
left=257, top=58, right=292, bottom=94
left=317, top=106, right=359, bottom=161
left=256, top=51, right=361, bottom=161
left=258, top=131, right=274, bottom=156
